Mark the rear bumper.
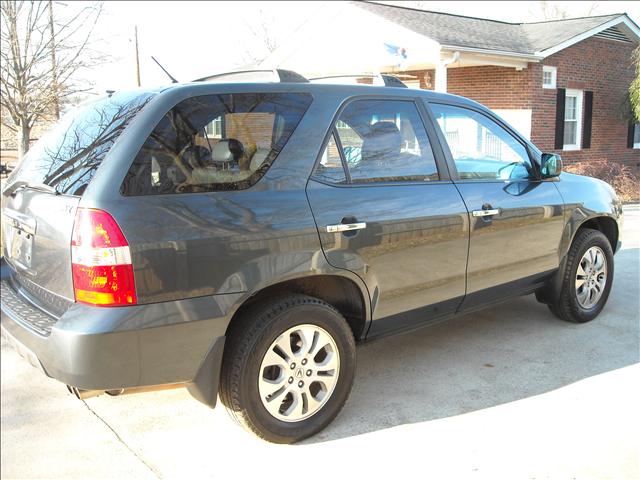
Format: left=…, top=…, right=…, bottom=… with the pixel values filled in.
left=1, top=269, right=242, bottom=407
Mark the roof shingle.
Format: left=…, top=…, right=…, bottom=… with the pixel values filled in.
left=354, top=2, right=626, bottom=55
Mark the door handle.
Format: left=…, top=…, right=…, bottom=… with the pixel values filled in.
left=326, top=222, right=367, bottom=233
left=472, top=209, right=500, bottom=217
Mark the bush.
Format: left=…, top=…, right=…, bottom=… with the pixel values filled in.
left=564, top=160, right=639, bottom=203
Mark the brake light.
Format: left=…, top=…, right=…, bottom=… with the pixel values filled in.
left=71, top=208, right=137, bottom=306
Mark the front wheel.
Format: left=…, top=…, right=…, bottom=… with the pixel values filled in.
left=219, top=294, right=356, bottom=443
left=548, top=228, right=614, bottom=323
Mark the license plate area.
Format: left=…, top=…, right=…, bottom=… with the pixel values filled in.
left=3, top=221, right=35, bottom=272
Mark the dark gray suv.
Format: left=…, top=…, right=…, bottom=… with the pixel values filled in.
left=1, top=71, right=623, bottom=443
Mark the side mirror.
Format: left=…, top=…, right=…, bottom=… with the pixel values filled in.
left=540, top=153, right=563, bottom=178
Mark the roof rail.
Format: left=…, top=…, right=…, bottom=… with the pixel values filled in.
left=194, top=69, right=309, bottom=83
left=309, top=74, right=408, bottom=88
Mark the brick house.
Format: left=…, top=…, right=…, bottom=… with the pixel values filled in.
left=262, top=2, right=640, bottom=171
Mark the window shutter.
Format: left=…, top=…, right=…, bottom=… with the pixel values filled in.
left=582, top=91, right=593, bottom=149
left=628, top=122, right=635, bottom=149
left=554, top=88, right=566, bottom=150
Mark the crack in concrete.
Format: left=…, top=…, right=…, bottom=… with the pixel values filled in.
left=80, top=400, right=162, bottom=479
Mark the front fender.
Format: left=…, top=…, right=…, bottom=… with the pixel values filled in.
left=536, top=172, right=623, bottom=306
left=554, top=172, right=623, bottom=258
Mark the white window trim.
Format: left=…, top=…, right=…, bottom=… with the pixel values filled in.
left=634, top=124, right=640, bottom=149
left=542, top=66, right=557, bottom=89
left=563, top=89, right=583, bottom=151
left=205, top=117, right=222, bottom=138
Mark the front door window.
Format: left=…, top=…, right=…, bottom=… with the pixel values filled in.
left=430, top=103, right=534, bottom=181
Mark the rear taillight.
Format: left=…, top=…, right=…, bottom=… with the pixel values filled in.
left=71, top=208, right=137, bottom=306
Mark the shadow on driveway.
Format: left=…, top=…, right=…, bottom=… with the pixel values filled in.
left=305, top=246, right=639, bottom=443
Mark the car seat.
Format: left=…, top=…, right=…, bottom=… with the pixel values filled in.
left=361, top=121, right=403, bottom=165
left=211, top=139, right=245, bottom=170
left=180, top=145, right=213, bottom=171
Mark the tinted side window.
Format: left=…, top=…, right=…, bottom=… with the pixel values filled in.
left=314, top=99, right=438, bottom=184
left=430, top=103, right=534, bottom=181
left=122, top=93, right=312, bottom=195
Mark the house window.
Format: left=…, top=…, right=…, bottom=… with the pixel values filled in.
left=563, top=89, right=583, bottom=150
left=634, top=124, right=640, bottom=149
left=542, top=66, right=557, bottom=89
left=204, top=116, right=222, bottom=138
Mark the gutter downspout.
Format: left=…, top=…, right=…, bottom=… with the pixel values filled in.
left=435, top=51, right=460, bottom=93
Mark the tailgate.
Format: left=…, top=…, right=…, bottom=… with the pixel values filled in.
left=2, top=190, right=79, bottom=311
left=0, top=91, right=154, bottom=314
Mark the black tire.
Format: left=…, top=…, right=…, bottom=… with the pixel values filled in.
left=219, top=294, right=356, bottom=443
left=547, top=228, right=614, bottom=323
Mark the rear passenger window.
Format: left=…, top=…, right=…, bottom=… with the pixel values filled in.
left=314, top=100, right=438, bottom=184
left=122, top=93, right=312, bottom=195
left=314, top=133, right=348, bottom=184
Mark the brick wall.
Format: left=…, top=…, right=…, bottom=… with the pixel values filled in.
left=225, top=112, right=275, bottom=150
left=447, top=65, right=534, bottom=110
left=530, top=36, right=638, bottom=170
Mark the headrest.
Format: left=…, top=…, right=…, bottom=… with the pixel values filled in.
left=361, top=122, right=402, bottom=162
left=211, top=139, right=245, bottom=164
left=181, top=145, right=212, bottom=170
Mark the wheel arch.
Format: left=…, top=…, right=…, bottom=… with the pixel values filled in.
left=574, top=216, right=619, bottom=252
left=225, top=274, right=371, bottom=342
left=538, top=214, right=618, bottom=306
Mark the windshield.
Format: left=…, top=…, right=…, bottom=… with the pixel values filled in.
left=10, top=92, right=155, bottom=196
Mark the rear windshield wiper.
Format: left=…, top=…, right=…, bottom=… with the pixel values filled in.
left=2, top=180, right=60, bottom=197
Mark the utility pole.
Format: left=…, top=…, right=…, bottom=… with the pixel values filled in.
left=135, top=26, right=141, bottom=87
left=48, top=0, right=60, bottom=119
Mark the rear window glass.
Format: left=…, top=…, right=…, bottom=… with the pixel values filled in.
left=11, top=92, right=154, bottom=196
left=121, top=92, right=313, bottom=195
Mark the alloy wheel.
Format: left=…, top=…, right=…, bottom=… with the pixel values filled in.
left=575, top=246, right=607, bottom=309
left=258, top=324, right=340, bottom=422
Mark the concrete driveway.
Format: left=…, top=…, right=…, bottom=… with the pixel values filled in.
left=2, top=207, right=639, bottom=480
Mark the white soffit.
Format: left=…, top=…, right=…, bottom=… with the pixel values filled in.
left=446, top=51, right=532, bottom=69
left=259, top=3, right=442, bottom=77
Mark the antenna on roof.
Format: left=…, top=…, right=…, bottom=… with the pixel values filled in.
left=151, top=56, right=178, bottom=84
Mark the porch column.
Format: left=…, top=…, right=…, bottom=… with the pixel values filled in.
left=435, top=51, right=460, bottom=93
left=435, top=61, right=447, bottom=92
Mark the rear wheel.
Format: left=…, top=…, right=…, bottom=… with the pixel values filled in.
left=547, top=228, right=614, bottom=323
left=219, top=294, right=356, bottom=443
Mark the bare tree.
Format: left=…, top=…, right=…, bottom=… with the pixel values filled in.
left=631, top=46, right=640, bottom=123
left=0, top=0, right=104, bottom=160
left=530, top=1, right=600, bottom=21
left=241, top=8, right=280, bottom=65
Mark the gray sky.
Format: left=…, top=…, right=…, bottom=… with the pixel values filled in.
left=81, top=1, right=639, bottom=93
